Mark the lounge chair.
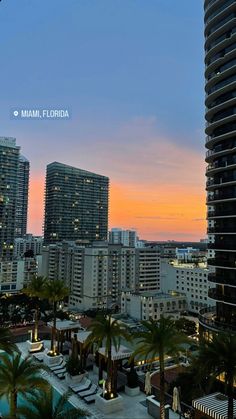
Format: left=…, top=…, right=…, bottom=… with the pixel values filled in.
left=54, top=368, right=66, bottom=376
left=84, top=394, right=97, bottom=404
left=57, top=372, right=66, bottom=379
left=72, top=380, right=91, bottom=394
left=50, top=361, right=65, bottom=371
left=79, top=384, right=97, bottom=398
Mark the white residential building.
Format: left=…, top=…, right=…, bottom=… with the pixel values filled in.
left=41, top=241, right=136, bottom=311
left=160, top=259, right=214, bottom=313
left=0, top=256, right=41, bottom=293
left=121, top=290, right=187, bottom=321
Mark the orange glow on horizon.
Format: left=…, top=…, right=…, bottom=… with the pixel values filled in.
left=28, top=176, right=206, bottom=241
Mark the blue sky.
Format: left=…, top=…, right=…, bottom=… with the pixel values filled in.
left=0, top=0, right=206, bottom=240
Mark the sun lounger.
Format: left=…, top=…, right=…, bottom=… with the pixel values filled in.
left=79, top=384, right=97, bottom=398
left=72, top=380, right=91, bottom=393
left=57, top=372, right=66, bottom=379
left=33, top=353, right=45, bottom=362
left=84, top=393, right=97, bottom=404
left=50, top=361, right=65, bottom=371
left=54, top=368, right=66, bottom=376
left=69, top=378, right=89, bottom=391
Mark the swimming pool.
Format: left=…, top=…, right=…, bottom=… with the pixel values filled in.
left=0, top=387, right=74, bottom=416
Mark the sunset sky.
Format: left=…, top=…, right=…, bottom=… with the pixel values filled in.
left=0, top=0, right=206, bottom=241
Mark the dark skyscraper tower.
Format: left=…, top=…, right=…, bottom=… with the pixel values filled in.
left=0, top=137, right=20, bottom=260
left=15, top=155, right=30, bottom=238
left=200, top=0, right=236, bottom=335
left=43, top=162, right=109, bottom=244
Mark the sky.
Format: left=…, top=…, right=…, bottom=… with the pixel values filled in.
left=0, top=0, right=206, bottom=241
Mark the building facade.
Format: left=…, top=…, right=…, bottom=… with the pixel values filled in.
left=0, top=138, right=20, bottom=260
left=121, top=290, right=187, bottom=321
left=0, top=256, right=41, bottom=293
left=202, top=0, right=236, bottom=334
left=14, top=234, right=43, bottom=259
left=43, top=162, right=109, bottom=244
left=160, top=259, right=213, bottom=314
left=41, top=241, right=136, bottom=311
left=109, top=228, right=138, bottom=247
left=135, top=247, right=161, bottom=292
left=15, top=155, right=29, bottom=238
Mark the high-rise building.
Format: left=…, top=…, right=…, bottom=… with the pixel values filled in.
left=43, top=162, right=109, bottom=244
left=136, top=246, right=161, bottom=292
left=0, top=137, right=20, bottom=260
left=41, top=241, right=136, bottom=311
left=200, top=0, right=236, bottom=335
left=15, top=155, right=29, bottom=237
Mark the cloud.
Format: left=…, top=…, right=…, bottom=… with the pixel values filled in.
left=135, top=216, right=179, bottom=220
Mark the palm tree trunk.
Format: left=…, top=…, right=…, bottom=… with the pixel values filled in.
left=227, top=374, right=234, bottom=419
left=10, top=390, right=17, bottom=419
left=159, top=351, right=165, bottom=419
left=34, top=304, right=39, bottom=342
left=51, top=301, right=57, bottom=352
left=106, top=340, right=113, bottom=396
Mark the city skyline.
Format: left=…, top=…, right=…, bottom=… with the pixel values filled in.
left=0, top=0, right=205, bottom=241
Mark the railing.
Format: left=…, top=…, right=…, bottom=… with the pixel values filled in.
left=199, top=306, right=236, bottom=332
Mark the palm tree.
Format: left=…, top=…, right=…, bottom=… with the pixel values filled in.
left=0, top=352, right=49, bottom=418
left=23, top=276, right=46, bottom=342
left=43, top=279, right=69, bottom=354
left=193, top=333, right=236, bottom=419
left=16, top=388, right=89, bottom=419
left=86, top=314, right=130, bottom=398
left=132, top=316, right=187, bottom=419
left=0, top=327, right=17, bottom=353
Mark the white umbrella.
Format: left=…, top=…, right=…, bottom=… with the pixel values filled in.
left=144, top=371, right=152, bottom=395
left=172, top=386, right=181, bottom=412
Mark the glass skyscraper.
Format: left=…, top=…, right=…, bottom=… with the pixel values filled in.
left=15, top=155, right=30, bottom=238
left=43, top=162, right=109, bottom=244
left=0, top=138, right=20, bottom=260
left=200, top=0, right=236, bottom=335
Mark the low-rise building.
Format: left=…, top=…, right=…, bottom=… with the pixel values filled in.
left=160, top=259, right=214, bottom=313
left=121, top=290, right=187, bottom=321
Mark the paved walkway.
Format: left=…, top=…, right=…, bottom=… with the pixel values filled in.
left=17, top=340, right=180, bottom=419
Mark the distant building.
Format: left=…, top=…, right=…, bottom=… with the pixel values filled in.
left=121, top=290, right=187, bottom=321
left=14, top=234, right=43, bottom=259
left=109, top=228, right=137, bottom=247
left=15, top=155, right=29, bottom=238
left=43, top=162, right=109, bottom=244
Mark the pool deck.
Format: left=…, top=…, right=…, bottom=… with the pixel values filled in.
left=17, top=340, right=180, bottom=419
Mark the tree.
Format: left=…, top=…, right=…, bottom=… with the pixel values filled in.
left=43, top=279, right=69, bottom=354
left=23, top=276, right=46, bottom=342
left=0, top=352, right=49, bottom=418
left=85, top=314, right=130, bottom=398
left=175, top=317, right=197, bottom=336
left=16, top=388, right=89, bottom=419
left=0, top=327, right=17, bottom=353
left=132, top=316, right=187, bottom=419
left=193, top=333, right=236, bottom=419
